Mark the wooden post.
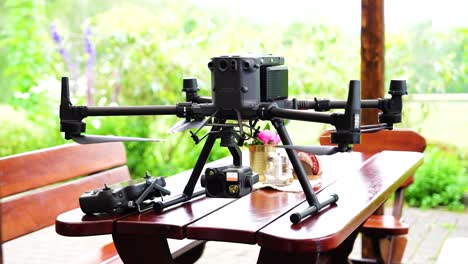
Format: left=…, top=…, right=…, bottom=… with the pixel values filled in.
left=361, top=0, right=385, bottom=125
left=361, top=0, right=387, bottom=260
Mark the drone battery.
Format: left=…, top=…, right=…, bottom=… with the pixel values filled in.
left=261, top=65, right=288, bottom=102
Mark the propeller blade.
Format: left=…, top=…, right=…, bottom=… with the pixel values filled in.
left=275, top=145, right=340, bottom=155
left=71, top=135, right=164, bottom=144
left=168, top=119, right=205, bottom=133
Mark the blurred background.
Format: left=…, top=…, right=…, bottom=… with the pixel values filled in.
left=1, top=0, right=466, bottom=211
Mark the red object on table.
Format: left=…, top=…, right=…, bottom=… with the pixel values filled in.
left=56, top=151, right=423, bottom=264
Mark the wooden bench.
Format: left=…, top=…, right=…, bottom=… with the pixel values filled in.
left=0, top=142, right=204, bottom=264
left=320, top=129, right=426, bottom=263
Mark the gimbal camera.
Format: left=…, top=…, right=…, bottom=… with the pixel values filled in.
left=60, top=54, right=407, bottom=224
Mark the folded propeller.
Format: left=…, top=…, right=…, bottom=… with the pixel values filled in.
left=168, top=118, right=205, bottom=133
left=275, top=145, right=344, bottom=155
left=70, top=134, right=163, bottom=144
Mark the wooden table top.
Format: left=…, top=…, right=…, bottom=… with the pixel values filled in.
left=56, top=150, right=423, bottom=253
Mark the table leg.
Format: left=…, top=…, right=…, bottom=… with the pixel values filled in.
left=257, top=229, right=359, bottom=264
left=112, top=233, right=173, bottom=264
left=257, top=248, right=319, bottom=263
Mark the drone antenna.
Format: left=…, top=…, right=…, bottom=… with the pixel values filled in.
left=331, top=80, right=361, bottom=148
left=344, top=80, right=361, bottom=130
left=61, top=77, right=72, bottom=106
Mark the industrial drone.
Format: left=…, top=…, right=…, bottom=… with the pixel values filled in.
left=60, top=54, right=407, bottom=224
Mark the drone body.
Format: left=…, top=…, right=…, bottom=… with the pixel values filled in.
left=59, top=54, right=407, bottom=224
left=209, top=54, right=287, bottom=119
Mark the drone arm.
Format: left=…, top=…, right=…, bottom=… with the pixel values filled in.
left=295, top=80, right=407, bottom=127
left=258, top=80, right=361, bottom=128
left=263, top=106, right=335, bottom=124
left=86, top=105, right=177, bottom=116
left=296, top=98, right=380, bottom=111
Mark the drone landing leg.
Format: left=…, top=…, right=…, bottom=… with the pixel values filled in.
left=271, top=119, right=338, bottom=224
left=153, top=126, right=221, bottom=212
left=228, top=145, right=242, bottom=166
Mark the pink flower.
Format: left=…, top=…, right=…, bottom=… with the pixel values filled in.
left=258, top=130, right=281, bottom=145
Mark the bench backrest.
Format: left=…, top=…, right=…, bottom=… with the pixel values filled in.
left=320, top=129, right=426, bottom=191
left=0, top=142, right=130, bottom=243
left=319, top=129, right=426, bottom=154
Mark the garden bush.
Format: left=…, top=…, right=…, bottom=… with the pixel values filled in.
left=0, top=104, right=64, bottom=157
left=405, top=145, right=467, bottom=211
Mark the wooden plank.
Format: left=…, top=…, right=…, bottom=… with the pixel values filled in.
left=56, top=208, right=130, bottom=237
left=256, top=151, right=423, bottom=253
left=0, top=142, right=127, bottom=198
left=185, top=153, right=371, bottom=244
left=361, top=0, right=385, bottom=125
left=186, top=189, right=306, bottom=244
left=116, top=196, right=235, bottom=239
left=2, top=165, right=130, bottom=242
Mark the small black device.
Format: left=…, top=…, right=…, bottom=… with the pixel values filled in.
left=200, top=165, right=259, bottom=198
left=79, top=174, right=170, bottom=215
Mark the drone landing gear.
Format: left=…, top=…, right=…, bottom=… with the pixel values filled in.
left=271, top=119, right=339, bottom=224
left=153, top=127, right=218, bottom=211
left=154, top=119, right=337, bottom=224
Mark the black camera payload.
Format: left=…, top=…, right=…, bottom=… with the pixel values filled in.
left=201, top=165, right=259, bottom=198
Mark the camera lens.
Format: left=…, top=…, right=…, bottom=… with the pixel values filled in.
left=207, top=61, right=214, bottom=70
left=243, top=61, right=251, bottom=70
left=218, top=59, right=228, bottom=72
left=208, top=177, right=224, bottom=196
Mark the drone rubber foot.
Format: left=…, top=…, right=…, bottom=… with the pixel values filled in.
left=290, top=194, right=339, bottom=224
left=153, top=201, right=164, bottom=212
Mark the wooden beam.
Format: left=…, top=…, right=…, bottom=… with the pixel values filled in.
left=361, top=0, right=385, bottom=125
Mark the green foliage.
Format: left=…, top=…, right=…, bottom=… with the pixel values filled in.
left=1, top=0, right=467, bottom=181
left=0, top=105, right=64, bottom=156
left=406, top=145, right=467, bottom=211
left=0, top=0, right=54, bottom=102
left=386, top=23, right=468, bottom=94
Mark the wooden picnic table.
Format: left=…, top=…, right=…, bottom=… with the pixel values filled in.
left=56, top=150, right=423, bottom=263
